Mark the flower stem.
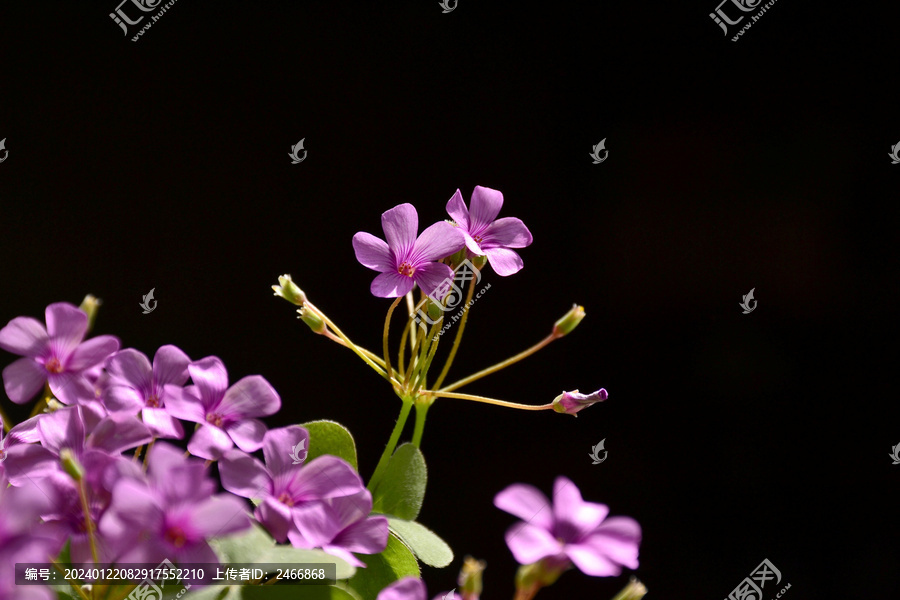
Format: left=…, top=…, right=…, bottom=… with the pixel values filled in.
left=431, top=276, right=478, bottom=390
left=404, top=327, right=427, bottom=388
left=383, top=297, right=403, bottom=386
left=78, top=479, right=100, bottom=564
left=428, top=391, right=553, bottom=411
left=367, top=397, right=414, bottom=492
left=411, top=401, right=429, bottom=448
left=323, top=330, right=387, bottom=368
left=439, top=332, right=559, bottom=393
left=405, top=291, right=417, bottom=351
left=514, top=582, right=542, bottom=600
left=0, top=403, right=11, bottom=433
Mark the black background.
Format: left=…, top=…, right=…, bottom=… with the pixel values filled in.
left=1, top=1, right=897, bottom=599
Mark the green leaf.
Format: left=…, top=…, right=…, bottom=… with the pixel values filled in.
left=241, top=584, right=360, bottom=600
left=260, top=545, right=356, bottom=580
left=301, top=420, right=359, bottom=471
left=371, top=443, right=427, bottom=520
left=387, top=519, right=453, bottom=568
left=209, top=522, right=276, bottom=564
left=347, top=533, right=419, bottom=600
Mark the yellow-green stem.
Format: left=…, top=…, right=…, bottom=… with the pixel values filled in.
left=411, top=401, right=429, bottom=448
left=367, top=397, right=414, bottom=492
left=404, top=327, right=427, bottom=387
left=324, top=330, right=387, bottom=368
left=383, top=297, right=403, bottom=387
left=439, top=332, right=559, bottom=393
left=432, top=277, right=478, bottom=390
left=429, top=391, right=554, bottom=411
left=78, top=479, right=100, bottom=564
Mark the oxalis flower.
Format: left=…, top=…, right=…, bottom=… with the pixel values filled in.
left=353, top=203, right=465, bottom=298
left=494, top=476, right=641, bottom=577
left=376, top=577, right=454, bottom=600
left=0, top=302, right=120, bottom=405
left=551, top=388, right=608, bottom=416
left=446, top=186, right=533, bottom=276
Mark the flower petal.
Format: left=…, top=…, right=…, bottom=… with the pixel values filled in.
left=445, top=189, right=470, bottom=230
left=219, top=449, right=272, bottom=499
left=226, top=418, right=268, bottom=452
left=483, top=247, right=524, bottom=276
left=105, top=349, right=153, bottom=391
left=410, top=221, right=465, bottom=265
left=48, top=372, right=96, bottom=405
left=2, top=357, right=47, bottom=404
left=291, top=501, right=343, bottom=547
left=141, top=407, right=185, bottom=439
left=377, top=577, right=427, bottom=600
left=565, top=542, right=621, bottom=576
left=37, top=406, right=86, bottom=456
left=190, top=494, right=251, bottom=538
left=162, top=385, right=206, bottom=423
left=468, top=186, right=504, bottom=230
left=219, top=375, right=281, bottom=419
left=152, top=345, right=191, bottom=387
left=287, top=455, right=363, bottom=502
left=413, top=262, right=457, bottom=301
left=552, top=476, right=609, bottom=541
left=45, top=303, right=87, bottom=354
left=256, top=496, right=293, bottom=543
left=2, top=443, right=59, bottom=486
left=188, top=424, right=234, bottom=460
left=67, top=335, right=120, bottom=372
left=263, top=425, right=310, bottom=478
left=353, top=232, right=395, bottom=272
left=103, top=384, right=144, bottom=413
left=187, top=356, right=229, bottom=409
left=493, top=483, right=553, bottom=531
left=583, top=516, right=642, bottom=569
left=332, top=514, right=389, bottom=555
left=504, top=522, right=561, bottom=564
left=0, top=316, right=48, bottom=357
left=381, top=203, right=418, bottom=256
left=482, top=216, right=533, bottom=249
left=370, top=271, right=416, bottom=298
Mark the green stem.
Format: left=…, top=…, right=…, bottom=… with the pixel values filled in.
left=383, top=297, right=403, bottom=387
left=324, top=330, right=387, bottom=368
left=439, top=332, right=559, bottom=393
left=367, top=397, right=414, bottom=492
left=411, top=401, right=429, bottom=448
left=429, top=391, right=553, bottom=411
left=405, top=291, right=417, bottom=352
left=412, top=320, right=443, bottom=395
left=432, top=276, right=478, bottom=390
left=78, top=479, right=100, bottom=564
left=404, top=327, right=427, bottom=388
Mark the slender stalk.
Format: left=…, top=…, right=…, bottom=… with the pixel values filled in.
left=323, top=330, right=387, bottom=368
left=132, top=444, right=144, bottom=464
left=439, top=332, right=559, bottom=393
left=383, top=297, right=403, bottom=386
left=405, top=291, right=417, bottom=351
left=412, top=320, right=443, bottom=395
left=367, top=398, right=414, bottom=492
left=404, top=327, right=427, bottom=387
left=514, top=582, right=542, bottom=600
left=51, top=559, right=91, bottom=600
left=397, top=314, right=413, bottom=380
left=78, top=479, right=100, bottom=564
left=429, top=391, right=553, bottom=411
left=408, top=320, right=436, bottom=393
left=411, top=401, right=429, bottom=448
left=431, top=277, right=478, bottom=390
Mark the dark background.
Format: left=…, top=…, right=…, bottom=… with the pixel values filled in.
left=1, top=1, right=896, bottom=598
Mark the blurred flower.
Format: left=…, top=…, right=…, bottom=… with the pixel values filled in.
left=219, top=426, right=366, bottom=544
left=164, top=356, right=281, bottom=460
left=0, top=416, right=57, bottom=486
left=551, top=388, right=608, bottom=416
left=104, top=345, right=191, bottom=439
left=0, top=302, right=120, bottom=404
left=353, top=203, right=465, bottom=298
left=376, top=577, right=454, bottom=600
left=494, top=476, right=640, bottom=577
left=445, top=186, right=533, bottom=276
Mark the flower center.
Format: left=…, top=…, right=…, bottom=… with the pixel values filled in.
left=472, top=235, right=483, bottom=244
left=45, top=357, right=64, bottom=374
left=146, top=394, right=160, bottom=408
left=206, top=412, right=224, bottom=427
left=397, top=262, right=415, bottom=278
left=277, top=492, right=295, bottom=507
left=164, top=526, right=188, bottom=548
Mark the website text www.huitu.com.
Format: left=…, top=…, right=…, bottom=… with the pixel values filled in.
left=431, top=283, right=491, bottom=341
left=730, top=0, right=780, bottom=41
left=130, top=0, right=181, bottom=42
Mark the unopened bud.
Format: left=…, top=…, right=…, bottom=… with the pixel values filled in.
left=611, top=577, right=648, bottom=600
left=552, top=388, right=608, bottom=417
left=79, top=295, right=102, bottom=335
left=458, top=556, right=486, bottom=600
left=272, top=274, right=307, bottom=306
left=427, top=299, right=443, bottom=320
left=297, top=307, right=326, bottom=334
left=60, top=448, right=85, bottom=481
left=553, top=304, right=585, bottom=337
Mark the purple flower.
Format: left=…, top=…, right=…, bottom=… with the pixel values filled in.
left=0, top=416, right=57, bottom=487
left=288, top=490, right=388, bottom=567
left=376, top=577, right=454, bottom=600
left=0, top=302, right=120, bottom=405
left=446, top=186, right=533, bottom=276
left=494, top=476, right=640, bottom=577
left=99, top=441, right=250, bottom=565
left=219, top=426, right=366, bottom=544
left=164, top=356, right=281, bottom=460
left=104, top=345, right=191, bottom=439
left=353, top=203, right=466, bottom=298
left=551, top=388, right=608, bottom=416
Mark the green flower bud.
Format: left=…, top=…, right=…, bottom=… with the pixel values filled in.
left=458, top=556, right=486, bottom=600
left=611, top=577, right=648, bottom=600
left=297, top=307, right=326, bottom=334
left=78, top=295, right=102, bottom=335
left=272, top=274, right=307, bottom=306
left=552, top=304, right=585, bottom=337
left=60, top=448, right=85, bottom=481
left=427, top=299, right=443, bottom=320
